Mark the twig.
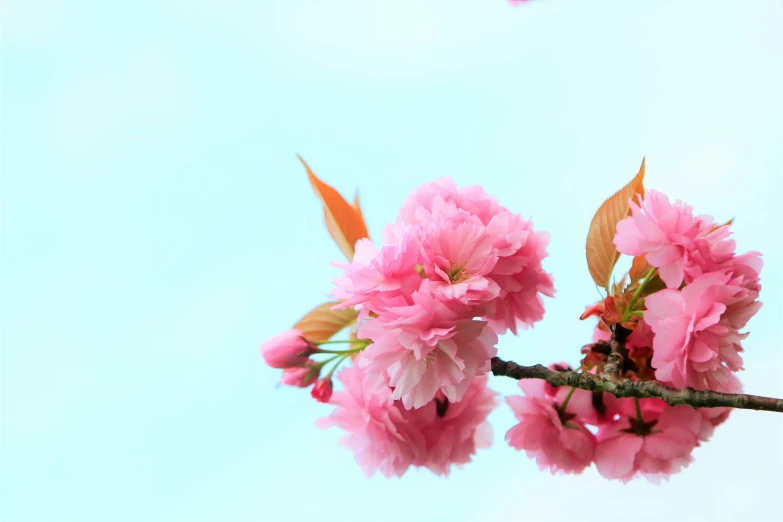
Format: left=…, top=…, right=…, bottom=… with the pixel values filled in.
left=603, top=326, right=631, bottom=381
left=490, top=357, right=783, bottom=413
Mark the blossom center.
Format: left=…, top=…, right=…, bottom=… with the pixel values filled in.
left=447, top=263, right=468, bottom=284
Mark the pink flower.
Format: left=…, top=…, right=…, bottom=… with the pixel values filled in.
left=420, top=214, right=500, bottom=304
left=260, top=329, right=315, bottom=369
left=505, top=380, right=596, bottom=474
left=279, top=360, right=320, bottom=388
left=483, top=215, right=554, bottom=334
left=614, top=190, right=717, bottom=288
left=311, top=378, right=333, bottom=403
left=332, top=223, right=422, bottom=317
left=316, top=365, right=427, bottom=478
left=358, top=296, right=498, bottom=409
left=399, top=178, right=504, bottom=227
left=595, top=399, right=702, bottom=483
left=411, top=375, right=499, bottom=476
left=644, top=271, right=748, bottom=389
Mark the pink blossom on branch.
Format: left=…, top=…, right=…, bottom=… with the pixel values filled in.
left=331, top=223, right=423, bottom=318
left=317, top=366, right=497, bottom=478
left=613, top=190, right=724, bottom=289
left=316, top=365, right=427, bottom=478
left=399, top=178, right=554, bottom=335
left=595, top=399, right=703, bottom=483
left=505, top=380, right=596, bottom=474
left=420, top=214, right=500, bottom=304
left=644, top=271, right=751, bottom=390
left=413, top=375, right=499, bottom=476
left=357, top=301, right=498, bottom=410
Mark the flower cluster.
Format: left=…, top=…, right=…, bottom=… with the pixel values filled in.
left=505, top=373, right=718, bottom=481
left=260, top=160, right=766, bottom=483
left=538, top=188, right=762, bottom=482
left=335, top=178, right=554, bottom=409
left=317, top=366, right=498, bottom=477
left=614, top=189, right=763, bottom=392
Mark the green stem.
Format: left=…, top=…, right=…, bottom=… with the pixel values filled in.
left=621, top=267, right=657, bottom=322
left=325, top=353, right=351, bottom=378
left=315, top=339, right=367, bottom=346
left=316, top=354, right=343, bottom=367
left=558, top=387, right=577, bottom=413
left=317, top=345, right=367, bottom=355
left=634, top=397, right=644, bottom=423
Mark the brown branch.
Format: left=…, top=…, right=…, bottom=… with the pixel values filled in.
left=491, top=357, right=783, bottom=413
left=603, top=326, right=630, bottom=381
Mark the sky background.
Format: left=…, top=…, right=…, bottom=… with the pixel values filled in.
left=2, top=1, right=782, bottom=521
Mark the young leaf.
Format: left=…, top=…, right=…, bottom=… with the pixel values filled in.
left=628, top=255, right=652, bottom=283
left=299, top=156, right=370, bottom=260
left=586, top=158, right=646, bottom=292
left=352, top=192, right=369, bottom=241
left=293, top=301, right=359, bottom=343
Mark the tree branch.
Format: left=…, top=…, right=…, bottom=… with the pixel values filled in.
left=491, top=357, right=783, bottom=413
left=603, top=326, right=630, bottom=381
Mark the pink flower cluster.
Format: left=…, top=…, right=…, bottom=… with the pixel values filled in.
left=614, top=189, right=763, bottom=392
left=506, top=188, right=762, bottom=483
left=505, top=374, right=727, bottom=482
left=318, top=366, right=498, bottom=477
left=334, top=178, right=554, bottom=409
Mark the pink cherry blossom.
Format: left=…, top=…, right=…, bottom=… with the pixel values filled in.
left=505, top=380, right=596, bottom=474
left=332, top=223, right=422, bottom=317
left=260, top=329, right=315, bottom=369
left=614, top=190, right=717, bottom=288
left=420, top=214, right=500, bottom=304
left=483, top=212, right=554, bottom=335
left=595, top=399, right=702, bottom=483
left=644, top=271, right=748, bottom=390
left=399, top=178, right=504, bottom=227
left=317, top=365, right=427, bottom=478
left=279, top=360, right=320, bottom=388
left=357, top=297, right=498, bottom=409
left=411, top=375, right=499, bottom=476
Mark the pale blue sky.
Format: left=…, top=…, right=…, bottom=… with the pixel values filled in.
left=1, top=1, right=782, bottom=521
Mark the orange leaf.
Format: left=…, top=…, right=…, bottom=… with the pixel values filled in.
left=352, top=192, right=369, bottom=241
left=586, top=158, right=646, bottom=292
left=629, top=255, right=652, bottom=282
left=299, top=156, right=370, bottom=260
left=293, top=302, right=359, bottom=342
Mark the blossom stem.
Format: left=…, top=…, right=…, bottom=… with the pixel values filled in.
left=634, top=397, right=644, bottom=423
left=315, top=339, right=367, bottom=346
left=317, top=346, right=367, bottom=355
left=558, top=388, right=577, bottom=413
left=490, top=357, right=783, bottom=413
left=325, top=353, right=351, bottom=378
left=621, top=267, right=657, bottom=322
left=316, top=354, right=343, bottom=367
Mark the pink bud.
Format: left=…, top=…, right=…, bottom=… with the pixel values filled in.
left=260, top=329, right=315, bottom=369
left=280, top=361, right=320, bottom=388
left=311, top=378, right=333, bottom=403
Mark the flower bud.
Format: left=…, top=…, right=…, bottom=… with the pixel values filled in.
left=260, top=329, right=315, bottom=369
left=311, top=378, right=333, bottom=403
left=279, top=361, right=320, bottom=388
